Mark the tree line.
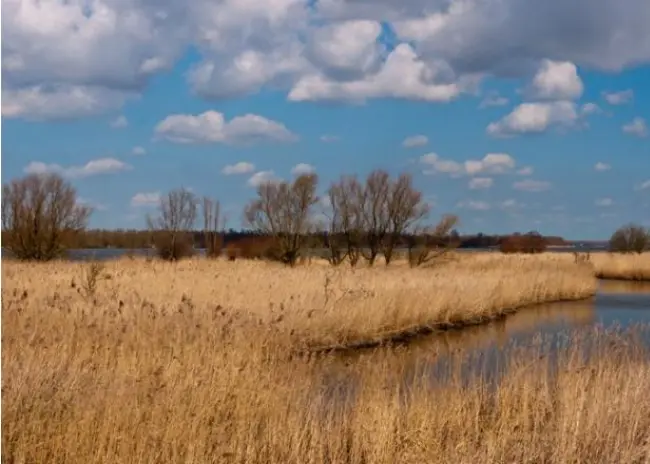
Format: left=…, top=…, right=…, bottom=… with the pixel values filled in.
left=3, top=172, right=647, bottom=264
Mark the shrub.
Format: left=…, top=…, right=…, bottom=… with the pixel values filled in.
left=609, top=224, right=650, bottom=254
left=500, top=233, right=547, bottom=254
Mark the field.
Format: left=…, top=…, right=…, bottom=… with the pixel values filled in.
left=2, top=254, right=650, bottom=463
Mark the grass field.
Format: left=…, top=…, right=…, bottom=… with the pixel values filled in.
left=3, top=255, right=649, bottom=463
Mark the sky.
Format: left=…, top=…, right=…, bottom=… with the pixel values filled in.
left=1, top=0, right=649, bottom=240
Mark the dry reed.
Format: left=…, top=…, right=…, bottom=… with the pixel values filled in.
left=589, top=252, right=650, bottom=281
left=3, top=279, right=650, bottom=463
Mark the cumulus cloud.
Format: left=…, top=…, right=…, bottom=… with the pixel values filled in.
left=603, top=89, right=634, bottom=105
left=291, top=163, right=316, bottom=175
left=154, top=111, right=298, bottom=145
left=594, top=162, right=611, bottom=171
left=5, top=0, right=650, bottom=119
left=132, top=146, right=146, bottom=156
left=517, top=166, right=534, bottom=176
left=487, top=101, right=579, bottom=137
left=24, top=157, right=131, bottom=179
left=420, top=153, right=464, bottom=176
left=513, top=179, right=551, bottom=192
left=468, top=177, right=493, bottom=189
left=402, top=134, right=429, bottom=148
left=622, top=117, right=648, bottom=137
left=528, top=60, right=583, bottom=100
left=247, top=171, right=282, bottom=187
left=464, top=153, right=516, bottom=175
left=288, top=44, right=465, bottom=103
left=131, top=192, right=161, bottom=207
left=2, top=85, right=132, bottom=120
left=222, top=162, right=255, bottom=175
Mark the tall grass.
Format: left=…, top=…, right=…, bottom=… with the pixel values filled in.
left=3, top=293, right=650, bottom=462
left=1, top=255, right=596, bottom=350
left=589, top=252, right=650, bottom=281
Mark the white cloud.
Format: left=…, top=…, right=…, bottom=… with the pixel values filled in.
left=637, top=180, right=650, bottom=191
left=5, top=0, right=650, bottom=121
left=110, top=115, right=128, bottom=128
left=24, top=157, right=131, bottom=179
left=222, top=162, right=256, bottom=175
left=307, top=20, right=384, bottom=81
left=131, top=192, right=161, bottom=207
left=528, top=60, right=583, bottom=100
left=603, top=89, right=634, bottom=105
left=457, top=200, right=491, bottom=211
left=288, top=44, right=465, bottom=103
left=402, top=135, right=429, bottom=148
left=291, top=163, right=316, bottom=175
left=464, top=153, right=516, bottom=175
left=154, top=111, right=298, bottom=145
left=487, top=101, right=578, bottom=137
left=595, top=198, right=614, bottom=207
left=513, top=179, right=552, bottom=192
left=247, top=171, right=282, bottom=187
left=132, top=146, right=146, bottom=156
left=468, top=177, right=493, bottom=190
left=420, top=153, right=464, bottom=176
left=622, top=117, right=648, bottom=137
left=320, top=134, right=340, bottom=143
left=517, top=166, right=534, bottom=176
left=2, top=85, right=131, bottom=120
left=594, top=162, right=611, bottom=171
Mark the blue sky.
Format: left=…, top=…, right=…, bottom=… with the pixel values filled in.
left=2, top=0, right=649, bottom=240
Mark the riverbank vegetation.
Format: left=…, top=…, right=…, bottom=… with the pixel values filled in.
left=2, top=256, right=648, bottom=463
left=2, top=255, right=596, bottom=351
left=589, top=252, right=650, bottom=281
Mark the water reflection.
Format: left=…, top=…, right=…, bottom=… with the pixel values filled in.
left=319, top=285, right=650, bottom=399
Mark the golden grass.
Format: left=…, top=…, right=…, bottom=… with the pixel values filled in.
left=588, top=252, right=650, bottom=281
left=2, top=255, right=650, bottom=463
left=1, top=254, right=596, bottom=350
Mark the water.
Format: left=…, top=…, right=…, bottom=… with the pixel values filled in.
left=320, top=280, right=650, bottom=397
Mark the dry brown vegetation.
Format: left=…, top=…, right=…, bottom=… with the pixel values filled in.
left=4, top=255, right=649, bottom=463
left=588, top=252, right=650, bottom=281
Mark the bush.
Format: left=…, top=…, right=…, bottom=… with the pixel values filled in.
left=609, top=224, right=650, bottom=254
left=153, top=235, right=195, bottom=261
left=500, top=233, right=547, bottom=254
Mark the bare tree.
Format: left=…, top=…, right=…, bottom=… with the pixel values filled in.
left=609, top=224, right=650, bottom=254
left=244, top=174, right=319, bottom=266
left=406, top=214, right=460, bottom=267
left=382, top=173, right=430, bottom=264
left=1, top=173, right=92, bottom=260
left=357, top=170, right=391, bottom=265
left=327, top=175, right=365, bottom=266
left=202, top=196, right=226, bottom=258
left=147, top=188, right=198, bottom=260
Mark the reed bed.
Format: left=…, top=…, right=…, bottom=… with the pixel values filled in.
left=588, top=252, right=650, bottom=281
left=1, top=255, right=596, bottom=350
left=3, top=268, right=650, bottom=463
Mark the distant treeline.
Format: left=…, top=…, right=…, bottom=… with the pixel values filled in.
left=1, top=228, right=567, bottom=250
